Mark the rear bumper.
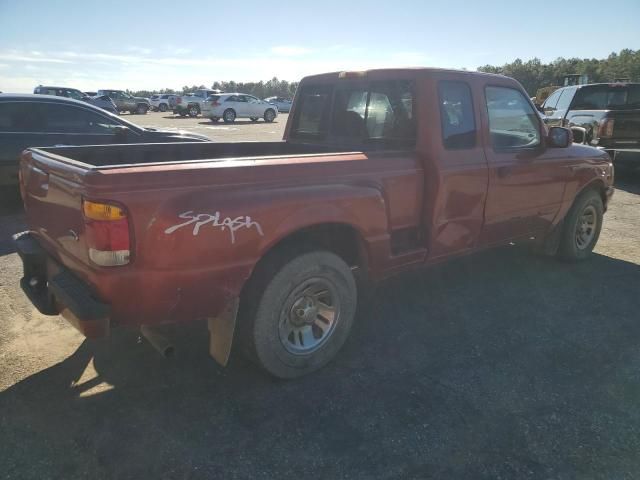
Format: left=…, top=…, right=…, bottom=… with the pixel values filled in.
left=13, top=231, right=110, bottom=338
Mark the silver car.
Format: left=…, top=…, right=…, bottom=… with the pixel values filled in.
left=264, top=96, right=293, bottom=113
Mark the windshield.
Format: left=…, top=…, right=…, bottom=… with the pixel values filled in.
left=572, top=84, right=640, bottom=109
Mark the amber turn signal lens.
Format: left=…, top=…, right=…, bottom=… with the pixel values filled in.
left=82, top=200, right=126, bottom=221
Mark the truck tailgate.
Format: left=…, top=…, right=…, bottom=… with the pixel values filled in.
left=612, top=109, right=640, bottom=139
left=20, top=150, right=91, bottom=266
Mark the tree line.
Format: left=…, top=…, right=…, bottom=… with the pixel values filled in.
left=478, top=48, right=640, bottom=95
left=129, top=77, right=298, bottom=99
left=127, top=49, right=639, bottom=99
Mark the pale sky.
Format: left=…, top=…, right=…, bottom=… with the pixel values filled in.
left=0, top=0, right=638, bottom=92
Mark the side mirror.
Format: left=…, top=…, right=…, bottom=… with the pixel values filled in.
left=535, top=104, right=545, bottom=114
left=547, top=126, right=571, bottom=148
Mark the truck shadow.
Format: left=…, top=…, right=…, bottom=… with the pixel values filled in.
left=1, top=247, right=639, bottom=477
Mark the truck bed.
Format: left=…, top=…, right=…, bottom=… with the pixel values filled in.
left=39, top=141, right=352, bottom=168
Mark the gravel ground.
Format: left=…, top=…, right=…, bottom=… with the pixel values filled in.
left=0, top=125, right=639, bottom=479
left=127, top=110, right=289, bottom=142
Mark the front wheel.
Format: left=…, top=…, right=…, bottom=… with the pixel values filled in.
left=223, top=109, right=236, bottom=123
left=558, top=189, right=604, bottom=261
left=264, top=109, right=276, bottom=123
left=159, top=103, right=168, bottom=112
left=241, top=250, right=357, bottom=379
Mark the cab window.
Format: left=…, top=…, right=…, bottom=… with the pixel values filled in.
left=486, top=86, right=540, bottom=149
left=438, top=81, right=476, bottom=149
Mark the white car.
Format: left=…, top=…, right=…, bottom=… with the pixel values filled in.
left=149, top=94, right=175, bottom=112
left=201, top=93, right=278, bottom=123
left=264, top=96, right=293, bottom=113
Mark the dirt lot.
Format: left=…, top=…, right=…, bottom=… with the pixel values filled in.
left=1, top=120, right=639, bottom=478
left=131, top=110, right=289, bottom=142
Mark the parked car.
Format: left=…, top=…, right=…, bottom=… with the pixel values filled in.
left=34, top=85, right=118, bottom=114
left=0, top=94, right=210, bottom=187
left=13, top=68, right=613, bottom=379
left=264, top=96, right=293, bottom=113
left=150, top=94, right=175, bottom=112
left=202, top=93, right=278, bottom=123
left=97, top=89, right=150, bottom=114
left=173, top=89, right=222, bottom=117
left=541, top=83, right=640, bottom=168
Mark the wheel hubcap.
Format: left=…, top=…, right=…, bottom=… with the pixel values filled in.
left=279, top=279, right=339, bottom=355
left=575, top=205, right=597, bottom=250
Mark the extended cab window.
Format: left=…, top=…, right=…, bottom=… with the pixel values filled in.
left=486, top=86, right=540, bottom=149
left=438, top=81, right=476, bottom=149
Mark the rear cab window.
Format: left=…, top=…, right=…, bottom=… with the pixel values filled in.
left=572, top=84, right=640, bottom=110
left=290, top=79, right=415, bottom=148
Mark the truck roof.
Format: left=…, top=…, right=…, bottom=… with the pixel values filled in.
left=300, top=67, right=511, bottom=83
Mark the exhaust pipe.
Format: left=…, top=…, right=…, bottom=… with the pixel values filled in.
left=140, top=325, right=175, bottom=358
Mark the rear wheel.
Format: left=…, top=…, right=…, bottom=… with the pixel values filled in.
left=188, top=105, right=199, bottom=117
left=240, top=250, right=357, bottom=379
left=159, top=103, right=168, bottom=112
left=179, top=111, right=187, bottom=117
left=264, top=109, right=276, bottom=123
left=223, top=109, right=236, bottom=123
left=136, top=104, right=148, bottom=115
left=558, top=189, right=604, bottom=261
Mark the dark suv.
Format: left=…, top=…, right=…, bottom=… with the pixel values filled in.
left=0, top=94, right=210, bottom=187
left=97, top=90, right=151, bottom=114
left=542, top=83, right=640, bottom=167
left=34, top=85, right=118, bottom=114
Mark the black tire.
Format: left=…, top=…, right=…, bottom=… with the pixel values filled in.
left=240, top=250, right=357, bottom=379
left=136, top=104, right=148, bottom=115
left=210, top=117, right=220, bottom=123
left=558, top=189, right=604, bottom=261
left=250, top=117, right=259, bottom=122
left=264, top=109, right=276, bottom=123
left=179, top=111, right=187, bottom=117
left=223, top=109, right=236, bottom=123
left=188, top=104, right=199, bottom=117
left=159, top=103, right=168, bottom=112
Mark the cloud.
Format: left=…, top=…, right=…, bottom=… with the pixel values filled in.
left=270, top=46, right=310, bottom=57
left=0, top=53, right=72, bottom=64
left=127, top=46, right=152, bottom=55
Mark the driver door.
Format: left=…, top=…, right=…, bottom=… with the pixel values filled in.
left=480, top=85, right=566, bottom=245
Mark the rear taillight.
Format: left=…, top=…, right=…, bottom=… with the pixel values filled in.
left=598, top=118, right=615, bottom=138
left=82, top=199, right=131, bottom=266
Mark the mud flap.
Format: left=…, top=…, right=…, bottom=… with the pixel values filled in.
left=208, top=298, right=239, bottom=366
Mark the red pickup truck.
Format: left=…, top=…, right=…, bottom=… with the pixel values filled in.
left=14, top=68, right=614, bottom=378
